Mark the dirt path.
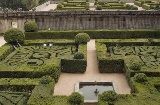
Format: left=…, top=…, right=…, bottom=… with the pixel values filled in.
left=0, top=36, right=6, bottom=47
left=54, top=40, right=130, bottom=96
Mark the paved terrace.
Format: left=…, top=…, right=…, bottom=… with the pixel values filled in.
left=54, top=40, right=131, bottom=95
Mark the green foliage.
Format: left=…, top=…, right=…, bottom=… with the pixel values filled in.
left=40, top=76, right=53, bottom=84
left=75, top=33, right=90, bottom=44
left=25, top=30, right=160, bottom=40
left=27, top=96, right=69, bottom=105
left=100, top=91, right=117, bottom=105
left=99, top=59, right=124, bottom=73
left=68, top=92, right=84, bottom=105
left=133, top=73, right=147, bottom=83
left=129, top=62, right=141, bottom=71
left=96, top=5, right=102, bottom=10
left=27, top=80, right=55, bottom=104
left=4, top=28, right=25, bottom=44
left=41, top=64, right=60, bottom=82
left=0, top=91, right=28, bottom=105
left=24, top=21, right=38, bottom=32
left=74, top=52, right=84, bottom=59
left=61, top=59, right=87, bottom=73
left=57, top=4, right=64, bottom=8
left=85, top=4, right=89, bottom=10
left=0, top=44, right=14, bottom=61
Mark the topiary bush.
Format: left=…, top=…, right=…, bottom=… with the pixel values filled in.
left=68, top=92, right=84, bottom=105
left=100, top=91, right=117, bottom=105
left=75, top=33, right=90, bottom=44
left=40, top=75, right=53, bottom=84
left=4, top=28, right=25, bottom=44
left=24, top=21, right=38, bottom=32
left=57, top=4, right=64, bottom=9
left=74, top=52, right=84, bottom=59
left=133, top=73, right=147, bottom=83
left=96, top=5, right=102, bottom=10
left=129, top=62, right=141, bottom=71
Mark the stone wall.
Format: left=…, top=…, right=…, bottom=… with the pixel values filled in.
left=0, top=10, right=160, bottom=33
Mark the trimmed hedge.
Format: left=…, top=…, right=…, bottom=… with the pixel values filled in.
left=0, top=43, right=14, bottom=61
left=25, top=30, right=160, bottom=40
left=0, top=91, right=29, bottom=105
left=98, top=59, right=124, bottom=73
left=61, top=59, right=87, bottom=73
left=27, top=79, right=55, bottom=104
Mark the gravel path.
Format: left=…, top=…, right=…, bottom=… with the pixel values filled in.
left=40, top=4, right=57, bottom=11
left=54, top=40, right=131, bottom=96
left=0, top=36, right=6, bottom=47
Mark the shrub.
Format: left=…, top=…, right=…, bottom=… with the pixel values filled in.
left=100, top=91, right=117, bottom=105
left=133, top=73, right=147, bottom=83
left=75, top=33, right=90, bottom=44
left=41, top=64, right=60, bottom=82
left=96, top=5, right=102, bottom=10
left=131, top=6, right=138, bottom=10
left=74, top=52, right=84, bottom=59
left=24, top=21, right=38, bottom=32
left=129, top=62, right=141, bottom=71
left=40, top=76, right=53, bottom=84
left=4, top=28, right=25, bottom=44
left=57, top=4, right=64, bottom=8
left=85, top=4, right=89, bottom=10
left=68, top=92, right=84, bottom=105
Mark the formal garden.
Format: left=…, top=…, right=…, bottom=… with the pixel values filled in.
left=0, top=21, right=159, bottom=105
left=134, top=0, right=160, bottom=10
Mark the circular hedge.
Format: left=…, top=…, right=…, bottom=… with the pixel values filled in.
left=75, top=33, right=90, bottom=44
left=68, top=92, right=84, bottom=105
left=24, top=21, right=38, bottom=32
left=4, top=28, right=25, bottom=43
left=74, top=52, right=84, bottom=59
left=133, top=73, right=147, bottom=83
left=100, top=91, right=117, bottom=104
left=96, top=5, right=102, bottom=10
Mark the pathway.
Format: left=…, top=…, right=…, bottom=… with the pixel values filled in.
left=54, top=40, right=131, bottom=96
left=0, top=36, right=6, bottom=47
left=89, top=3, right=95, bottom=10
left=40, top=4, right=57, bottom=11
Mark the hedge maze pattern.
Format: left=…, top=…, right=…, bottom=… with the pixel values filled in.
left=3, top=45, right=75, bottom=66
left=109, top=46, right=160, bottom=67
left=0, top=92, right=27, bottom=105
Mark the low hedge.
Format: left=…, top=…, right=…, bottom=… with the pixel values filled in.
left=27, top=96, right=69, bottom=105
left=25, top=30, right=160, bottom=40
left=61, top=59, right=87, bottom=73
left=0, top=62, right=60, bottom=82
left=0, top=44, right=14, bottom=61
left=98, top=59, right=124, bottom=73
left=0, top=91, right=29, bottom=105
left=27, top=79, right=55, bottom=105
left=142, top=4, right=150, bottom=10
left=23, top=39, right=75, bottom=46
left=134, top=1, right=142, bottom=7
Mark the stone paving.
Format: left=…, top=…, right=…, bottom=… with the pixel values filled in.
left=54, top=40, right=131, bottom=96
